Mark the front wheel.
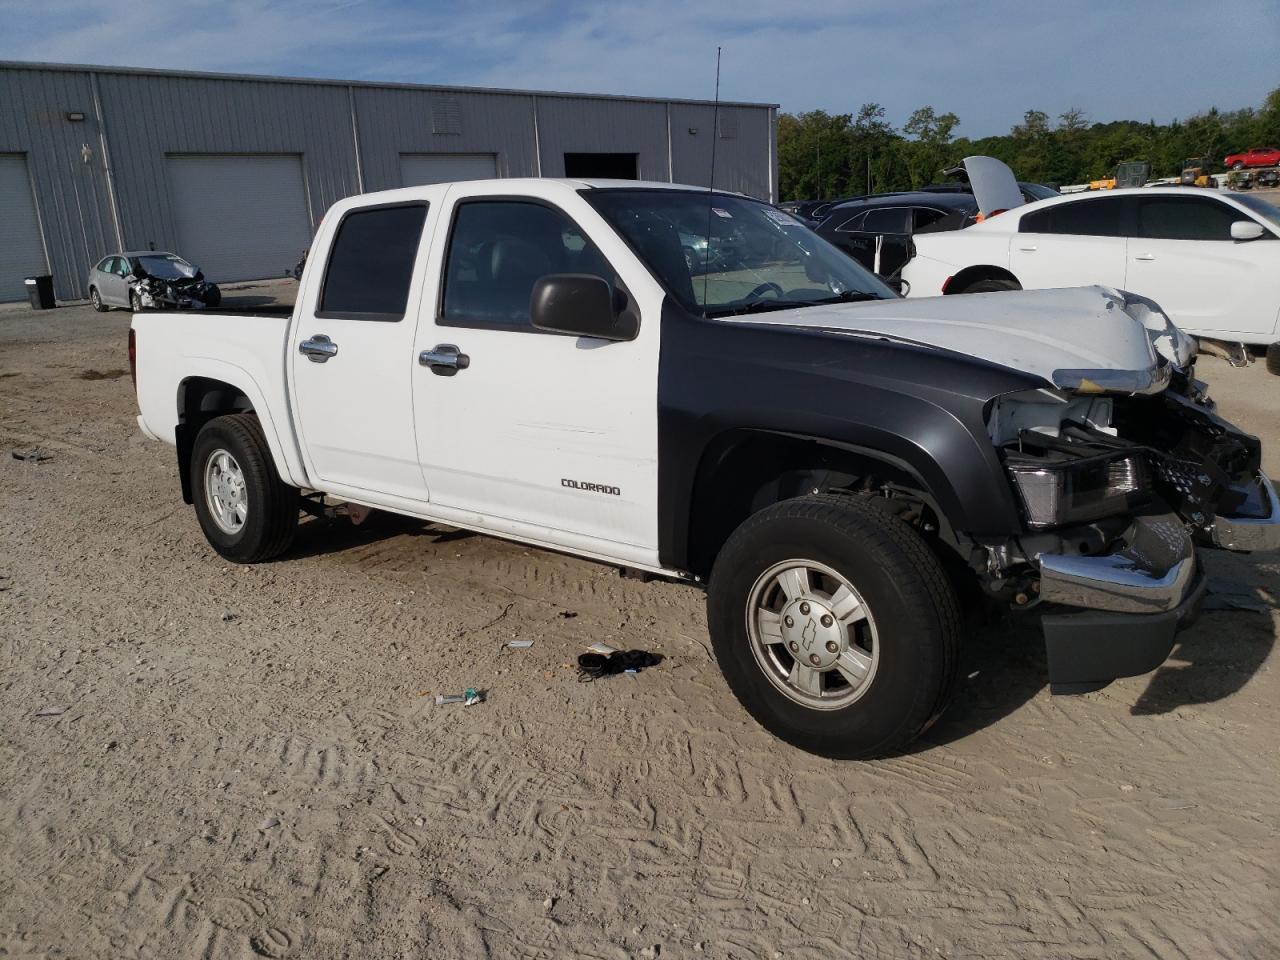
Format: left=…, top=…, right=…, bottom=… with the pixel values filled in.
left=1232, top=161, right=1245, bottom=170
left=1267, top=341, right=1280, bottom=377
left=90, top=287, right=109, bottom=312
left=191, top=414, right=299, bottom=563
left=130, top=290, right=143, bottom=312
left=707, top=495, right=960, bottom=759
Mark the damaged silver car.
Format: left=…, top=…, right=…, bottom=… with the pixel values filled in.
left=88, top=251, right=221, bottom=312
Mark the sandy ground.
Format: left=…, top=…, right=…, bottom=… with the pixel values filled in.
left=1, top=285, right=1278, bottom=960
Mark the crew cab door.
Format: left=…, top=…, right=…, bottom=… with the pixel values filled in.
left=289, top=198, right=438, bottom=502
left=411, top=184, right=661, bottom=559
left=1010, top=195, right=1130, bottom=289
left=1126, top=194, right=1278, bottom=339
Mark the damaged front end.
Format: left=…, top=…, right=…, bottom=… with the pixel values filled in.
left=981, top=339, right=1279, bottom=693
left=130, top=266, right=221, bottom=311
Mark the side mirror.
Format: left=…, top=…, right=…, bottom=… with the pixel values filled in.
left=530, top=274, right=638, bottom=341
left=1231, top=220, right=1265, bottom=241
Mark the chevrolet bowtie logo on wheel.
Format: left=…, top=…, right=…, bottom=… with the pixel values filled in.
left=801, top=618, right=818, bottom=651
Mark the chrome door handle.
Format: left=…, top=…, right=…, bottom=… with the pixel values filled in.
left=299, top=334, right=338, bottom=362
left=1135, top=254, right=1156, bottom=261
left=419, top=344, right=470, bottom=376
left=1017, top=244, right=1038, bottom=252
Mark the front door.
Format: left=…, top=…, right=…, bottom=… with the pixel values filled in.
left=411, top=185, right=661, bottom=557
left=104, top=257, right=131, bottom=305
left=1010, top=195, right=1130, bottom=290
left=289, top=198, right=438, bottom=502
left=1127, top=194, right=1278, bottom=339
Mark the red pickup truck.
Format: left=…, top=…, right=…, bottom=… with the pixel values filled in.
left=1224, top=146, right=1280, bottom=170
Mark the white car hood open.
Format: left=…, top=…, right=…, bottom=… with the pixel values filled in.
left=731, top=285, right=1195, bottom=394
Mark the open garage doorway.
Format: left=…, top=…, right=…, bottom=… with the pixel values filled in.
left=563, top=153, right=638, bottom=180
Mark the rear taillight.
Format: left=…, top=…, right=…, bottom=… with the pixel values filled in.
left=128, top=328, right=137, bottom=388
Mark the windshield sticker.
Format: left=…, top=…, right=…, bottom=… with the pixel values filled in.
left=762, top=208, right=796, bottom=226
left=712, top=207, right=733, bottom=219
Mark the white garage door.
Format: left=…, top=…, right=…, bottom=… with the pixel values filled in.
left=0, top=154, right=48, bottom=302
left=400, top=153, right=497, bottom=186
left=167, top=155, right=312, bottom=282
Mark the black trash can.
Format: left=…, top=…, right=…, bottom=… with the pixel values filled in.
left=24, top=275, right=56, bottom=310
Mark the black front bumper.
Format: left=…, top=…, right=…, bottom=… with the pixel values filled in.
left=1041, top=569, right=1207, bottom=694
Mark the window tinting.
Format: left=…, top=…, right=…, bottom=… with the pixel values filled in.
left=860, top=207, right=911, bottom=235
left=1020, top=198, right=1124, bottom=237
left=319, top=203, right=427, bottom=320
left=441, top=201, right=612, bottom=330
left=1136, top=197, right=1240, bottom=241
left=913, top=207, right=951, bottom=234
left=835, top=210, right=868, bottom=233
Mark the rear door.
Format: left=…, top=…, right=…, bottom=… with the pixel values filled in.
left=411, top=184, right=661, bottom=558
left=1127, top=194, right=1277, bottom=338
left=1009, top=196, right=1130, bottom=289
left=289, top=197, right=439, bottom=502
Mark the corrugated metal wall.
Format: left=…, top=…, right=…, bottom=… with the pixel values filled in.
left=0, top=62, right=777, bottom=302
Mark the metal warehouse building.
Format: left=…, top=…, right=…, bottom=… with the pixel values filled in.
left=0, top=61, right=778, bottom=302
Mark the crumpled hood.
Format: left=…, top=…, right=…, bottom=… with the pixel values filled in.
left=731, top=285, right=1194, bottom=394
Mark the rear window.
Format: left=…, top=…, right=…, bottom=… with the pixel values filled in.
left=319, top=203, right=428, bottom=321
left=1020, top=197, right=1124, bottom=237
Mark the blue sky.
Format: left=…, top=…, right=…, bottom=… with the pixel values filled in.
left=2, top=0, right=1276, bottom=137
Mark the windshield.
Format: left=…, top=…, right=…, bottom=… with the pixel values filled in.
left=1234, top=195, right=1280, bottom=233
left=136, top=254, right=197, bottom=280
left=584, top=190, right=897, bottom=317
left=1020, top=182, right=1060, bottom=201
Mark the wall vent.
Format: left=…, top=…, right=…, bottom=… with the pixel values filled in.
left=431, top=97, right=462, bottom=135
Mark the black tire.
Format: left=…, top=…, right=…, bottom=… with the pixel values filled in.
left=1232, top=161, right=1244, bottom=170
left=1267, top=342, right=1280, bottom=377
left=956, top=277, right=1021, bottom=294
left=191, top=414, right=299, bottom=563
left=130, top=290, right=143, bottom=312
left=707, top=494, right=961, bottom=760
left=203, top=284, right=221, bottom=308
left=89, top=287, right=109, bottom=312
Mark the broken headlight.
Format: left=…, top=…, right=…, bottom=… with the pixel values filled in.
left=1006, top=451, right=1151, bottom=529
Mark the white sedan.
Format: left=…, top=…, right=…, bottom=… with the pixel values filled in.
left=901, top=187, right=1280, bottom=346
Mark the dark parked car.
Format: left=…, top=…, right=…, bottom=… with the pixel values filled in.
left=777, top=196, right=864, bottom=224
left=921, top=180, right=1060, bottom=202
left=814, top=191, right=980, bottom=278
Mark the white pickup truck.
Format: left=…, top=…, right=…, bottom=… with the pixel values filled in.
left=131, top=177, right=1280, bottom=759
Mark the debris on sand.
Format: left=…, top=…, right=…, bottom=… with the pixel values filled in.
left=258, top=816, right=280, bottom=832
left=34, top=705, right=68, bottom=717
left=11, top=449, right=53, bottom=463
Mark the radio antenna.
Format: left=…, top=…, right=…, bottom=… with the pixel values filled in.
left=701, top=45, right=721, bottom=307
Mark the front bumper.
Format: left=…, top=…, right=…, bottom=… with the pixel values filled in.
left=1035, top=506, right=1215, bottom=694
left=1208, top=472, right=1280, bottom=552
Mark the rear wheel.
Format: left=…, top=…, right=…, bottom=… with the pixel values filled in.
left=191, top=414, right=298, bottom=563
left=1232, top=161, right=1244, bottom=170
left=707, top=495, right=961, bottom=759
left=90, top=287, right=109, bottom=312
left=956, top=277, right=1021, bottom=294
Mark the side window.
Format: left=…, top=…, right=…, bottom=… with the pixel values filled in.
left=860, top=207, right=911, bottom=235
left=835, top=211, right=868, bottom=233
left=440, top=200, right=613, bottom=331
left=1020, top=198, right=1124, bottom=237
left=912, top=207, right=951, bottom=234
left=116, top=258, right=132, bottom=276
left=96, top=257, right=114, bottom=273
left=1136, top=197, right=1238, bottom=241
left=318, top=203, right=428, bottom=321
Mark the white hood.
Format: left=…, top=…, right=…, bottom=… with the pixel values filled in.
left=732, top=286, right=1195, bottom=394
